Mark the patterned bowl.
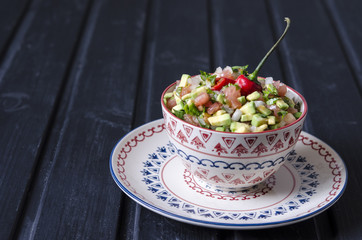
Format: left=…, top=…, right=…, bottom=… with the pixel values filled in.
left=161, top=82, right=308, bottom=191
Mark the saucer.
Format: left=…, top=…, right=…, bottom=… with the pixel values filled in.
left=110, top=119, right=347, bottom=229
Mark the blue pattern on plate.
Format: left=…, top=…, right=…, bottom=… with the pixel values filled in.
left=140, top=142, right=318, bottom=221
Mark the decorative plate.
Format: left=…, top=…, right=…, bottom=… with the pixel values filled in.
left=110, top=119, right=347, bottom=229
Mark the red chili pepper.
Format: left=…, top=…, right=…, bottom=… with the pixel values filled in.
left=235, top=75, right=262, bottom=96
left=211, top=77, right=235, bottom=91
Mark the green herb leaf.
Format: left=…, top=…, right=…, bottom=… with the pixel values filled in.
left=266, top=97, right=280, bottom=105
left=184, top=103, right=201, bottom=116
left=173, top=109, right=185, bottom=119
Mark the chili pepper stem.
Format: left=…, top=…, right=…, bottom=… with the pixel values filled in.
left=249, top=17, right=291, bottom=82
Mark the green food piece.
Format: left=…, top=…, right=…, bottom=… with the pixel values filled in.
left=173, top=110, right=185, bottom=119
left=163, top=92, right=174, bottom=104
left=254, top=124, right=268, bottom=132
left=294, top=112, right=302, bottom=119
left=240, top=114, right=253, bottom=122
left=208, top=114, right=231, bottom=127
left=179, top=74, right=190, bottom=87
left=248, top=17, right=291, bottom=82
left=232, top=65, right=248, bottom=74
left=246, top=91, right=261, bottom=101
left=181, top=93, right=191, bottom=100
left=215, top=127, right=225, bottom=132
left=257, top=105, right=272, bottom=116
left=266, top=84, right=278, bottom=96
left=283, top=96, right=295, bottom=108
left=200, top=71, right=216, bottom=85
left=230, top=122, right=250, bottom=133
left=277, top=110, right=288, bottom=118
left=276, top=99, right=289, bottom=110
left=266, top=97, right=280, bottom=105
left=240, top=101, right=256, bottom=114
left=190, top=86, right=207, bottom=99
left=184, top=103, right=201, bottom=116
left=237, top=96, right=246, bottom=104
left=267, top=116, right=276, bottom=125
left=216, top=94, right=225, bottom=104
left=269, top=123, right=281, bottom=130
left=251, top=114, right=268, bottom=127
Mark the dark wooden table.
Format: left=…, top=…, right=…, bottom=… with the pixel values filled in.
left=1, top=0, right=361, bottom=239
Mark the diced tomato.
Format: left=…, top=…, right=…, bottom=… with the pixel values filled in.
left=224, top=85, right=242, bottom=109
left=166, top=97, right=177, bottom=110
left=194, top=92, right=210, bottom=107
left=207, top=102, right=222, bottom=115
left=273, top=81, right=287, bottom=97
left=180, top=86, right=192, bottom=97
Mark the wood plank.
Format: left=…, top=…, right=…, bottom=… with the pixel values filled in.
left=209, top=0, right=318, bottom=238
left=125, top=0, right=221, bottom=239
left=0, top=0, right=90, bottom=239
left=323, top=0, right=362, bottom=91
left=15, top=0, right=149, bottom=239
left=267, top=0, right=362, bottom=239
left=0, top=0, right=29, bottom=57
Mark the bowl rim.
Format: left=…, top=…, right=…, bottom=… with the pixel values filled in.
left=161, top=81, right=308, bottom=135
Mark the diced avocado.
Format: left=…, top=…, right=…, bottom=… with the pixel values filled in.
left=283, top=96, right=295, bottom=108
left=215, top=127, right=225, bottom=132
left=257, top=105, right=272, bottom=115
left=179, top=74, right=190, bottom=87
left=190, top=86, right=207, bottom=98
left=267, top=116, right=276, bottom=125
left=215, top=110, right=226, bottom=116
left=240, top=101, right=256, bottom=114
left=266, top=97, right=280, bottom=105
left=163, top=92, right=174, bottom=104
left=216, top=94, right=225, bottom=104
left=294, top=112, right=302, bottom=119
left=186, top=99, right=193, bottom=106
left=269, top=123, right=280, bottom=130
left=174, top=92, right=181, bottom=104
left=246, top=91, right=261, bottom=101
left=266, top=84, right=278, bottom=95
left=251, top=114, right=268, bottom=127
left=172, top=104, right=183, bottom=113
left=230, top=122, right=250, bottom=133
left=237, top=96, right=246, bottom=104
left=240, top=114, right=253, bottom=122
left=181, top=93, right=191, bottom=100
left=208, top=114, right=231, bottom=127
left=254, top=124, right=268, bottom=132
left=276, top=100, right=289, bottom=110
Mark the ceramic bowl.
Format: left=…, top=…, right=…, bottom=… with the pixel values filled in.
left=161, top=82, right=308, bottom=191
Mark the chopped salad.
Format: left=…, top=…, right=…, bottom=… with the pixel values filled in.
left=164, top=66, right=302, bottom=133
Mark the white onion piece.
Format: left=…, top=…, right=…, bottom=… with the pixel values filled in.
left=254, top=101, right=265, bottom=107
left=231, top=109, right=242, bottom=121
left=214, top=67, right=223, bottom=77
left=265, top=77, right=274, bottom=85
left=250, top=126, right=256, bottom=132
left=188, top=76, right=201, bottom=90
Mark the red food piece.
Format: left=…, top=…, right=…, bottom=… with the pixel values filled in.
left=273, top=81, right=287, bottom=97
left=166, top=97, right=177, bottom=110
left=180, top=86, right=192, bottom=97
left=194, top=92, right=210, bottom=107
left=235, top=75, right=262, bottom=96
left=207, top=102, right=222, bottom=115
left=211, top=77, right=235, bottom=91
left=224, top=85, right=242, bottom=109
